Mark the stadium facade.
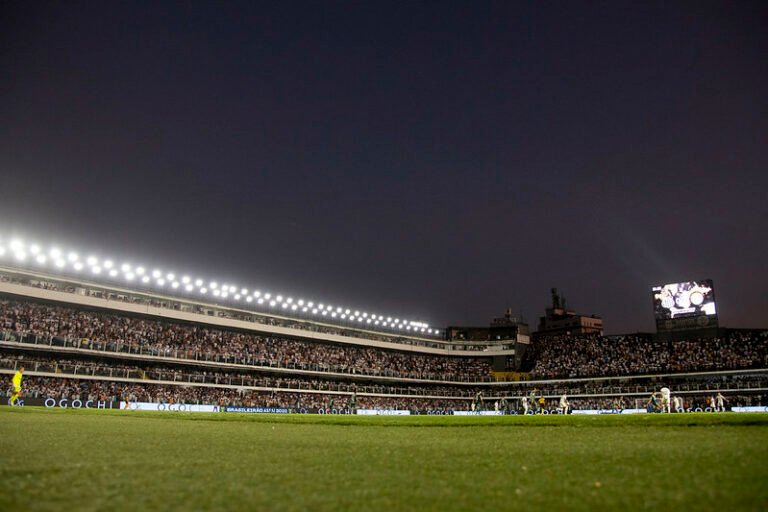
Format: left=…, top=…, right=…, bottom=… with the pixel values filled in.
left=1, top=237, right=766, bottom=415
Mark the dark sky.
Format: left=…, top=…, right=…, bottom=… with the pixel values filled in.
left=1, top=1, right=767, bottom=334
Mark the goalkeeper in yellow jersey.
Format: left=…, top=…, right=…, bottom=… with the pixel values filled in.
left=10, top=367, right=24, bottom=406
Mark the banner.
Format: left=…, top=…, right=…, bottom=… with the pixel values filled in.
left=7, top=397, right=120, bottom=409
left=120, top=401, right=221, bottom=412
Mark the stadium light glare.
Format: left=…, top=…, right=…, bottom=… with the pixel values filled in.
left=264, top=293, right=271, bottom=300
left=92, top=266, right=101, bottom=275
left=257, top=298, right=264, bottom=305
left=103, top=260, right=113, bottom=269
left=168, top=274, right=177, bottom=282
left=136, top=267, right=145, bottom=275
left=108, top=269, right=118, bottom=277
left=253, top=291, right=261, bottom=297
left=240, top=288, right=247, bottom=295
left=269, top=300, right=276, bottom=307
left=152, top=270, right=162, bottom=278
left=125, top=272, right=135, bottom=280
left=282, top=302, right=288, bottom=309
left=302, top=307, right=307, bottom=312
left=30, top=244, right=40, bottom=254
left=35, top=254, right=46, bottom=264
left=10, top=239, right=23, bottom=251
left=234, top=293, right=240, bottom=299
left=172, top=282, right=180, bottom=289
left=246, top=296, right=252, bottom=302
left=142, top=276, right=150, bottom=283
left=157, top=278, right=166, bottom=286
left=68, top=252, right=79, bottom=263
left=210, top=282, right=218, bottom=289
left=200, top=288, right=208, bottom=294
left=286, top=297, right=293, bottom=304
left=221, top=292, right=228, bottom=298
left=312, top=308, right=318, bottom=314
left=0, top=247, right=5, bottom=257
left=86, top=256, right=98, bottom=266
left=185, top=284, right=193, bottom=292
left=297, top=299, right=304, bottom=306
left=331, top=312, right=337, bottom=317
left=182, top=276, right=191, bottom=284
left=195, top=279, right=203, bottom=287
left=73, top=262, right=83, bottom=271
left=307, top=302, right=314, bottom=308
left=276, top=295, right=283, bottom=302
left=49, top=248, right=62, bottom=259
left=121, top=263, right=130, bottom=272
left=213, top=289, right=221, bottom=297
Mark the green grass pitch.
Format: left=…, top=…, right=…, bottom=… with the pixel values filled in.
left=1, top=408, right=767, bottom=511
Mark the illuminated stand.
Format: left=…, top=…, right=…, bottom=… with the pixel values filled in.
left=652, top=279, right=719, bottom=341
left=0, top=232, right=441, bottom=338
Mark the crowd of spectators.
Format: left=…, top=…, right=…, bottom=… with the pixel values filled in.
left=6, top=376, right=763, bottom=412
left=528, top=332, right=768, bottom=378
left=0, top=298, right=492, bottom=381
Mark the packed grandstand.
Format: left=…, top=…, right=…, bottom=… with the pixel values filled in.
left=1, top=247, right=766, bottom=414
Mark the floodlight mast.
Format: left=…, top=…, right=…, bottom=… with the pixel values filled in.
left=0, top=231, right=442, bottom=337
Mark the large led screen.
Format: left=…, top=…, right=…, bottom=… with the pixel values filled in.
left=652, top=280, right=716, bottom=320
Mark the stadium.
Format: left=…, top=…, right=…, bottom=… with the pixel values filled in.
left=1, top=233, right=767, bottom=510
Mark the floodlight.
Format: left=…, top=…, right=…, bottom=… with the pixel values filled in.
left=254, top=291, right=261, bottom=297
left=257, top=298, right=264, bottom=305
left=87, top=256, right=98, bottom=265
left=341, top=314, right=346, bottom=319
left=55, top=260, right=66, bottom=268
left=182, top=276, right=191, bottom=284
left=152, top=270, right=161, bottom=278
left=302, top=307, right=307, bottom=312
left=336, top=307, right=342, bottom=313
left=168, top=274, right=176, bottom=281
left=297, top=299, right=304, bottom=306
left=195, top=279, right=203, bottom=286
left=366, top=318, right=371, bottom=323
left=121, top=263, right=131, bottom=272
left=281, top=302, right=288, bottom=308
left=228, top=285, right=236, bottom=293
left=286, top=297, right=293, bottom=304
left=10, top=239, right=23, bottom=251
left=362, top=313, right=368, bottom=318
left=269, top=300, right=276, bottom=307
left=344, top=309, right=350, bottom=315
left=125, top=272, right=135, bottom=280
left=0, top=246, right=5, bottom=257
left=68, top=252, right=79, bottom=262
left=103, top=260, right=113, bottom=269
left=312, top=308, right=318, bottom=314
left=240, top=288, right=247, bottom=295
left=276, top=295, right=283, bottom=302
left=234, top=293, right=240, bottom=299
left=108, top=269, right=118, bottom=277
left=221, top=292, right=228, bottom=298
left=307, top=302, right=314, bottom=308
left=35, top=254, right=46, bottom=264
left=92, top=267, right=101, bottom=275
left=185, top=284, right=194, bottom=292
left=210, top=282, right=218, bottom=289
left=73, top=262, right=83, bottom=271
left=213, top=289, right=220, bottom=297
left=50, top=248, right=62, bottom=259
left=200, top=288, right=208, bottom=294
left=136, top=267, right=145, bottom=275
left=374, top=320, right=380, bottom=325
left=30, top=244, right=40, bottom=254
left=246, top=296, right=252, bottom=303
left=318, top=303, right=324, bottom=310
left=322, top=310, right=328, bottom=315
left=264, top=293, right=271, bottom=300
left=172, top=282, right=180, bottom=289
left=157, top=278, right=165, bottom=286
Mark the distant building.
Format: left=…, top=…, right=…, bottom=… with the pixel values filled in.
left=536, top=288, right=603, bottom=336
left=445, top=309, right=530, bottom=371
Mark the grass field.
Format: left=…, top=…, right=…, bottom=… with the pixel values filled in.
left=1, top=408, right=767, bottom=511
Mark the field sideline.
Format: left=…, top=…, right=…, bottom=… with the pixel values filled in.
left=1, top=408, right=767, bottom=511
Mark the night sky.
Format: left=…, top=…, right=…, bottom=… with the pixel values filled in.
left=1, top=1, right=766, bottom=334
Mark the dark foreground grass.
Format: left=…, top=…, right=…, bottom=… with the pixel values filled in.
left=1, top=408, right=767, bottom=511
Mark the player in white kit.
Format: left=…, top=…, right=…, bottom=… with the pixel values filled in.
left=660, top=387, right=671, bottom=414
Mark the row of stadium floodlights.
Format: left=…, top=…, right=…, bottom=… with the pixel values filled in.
left=0, top=234, right=439, bottom=336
